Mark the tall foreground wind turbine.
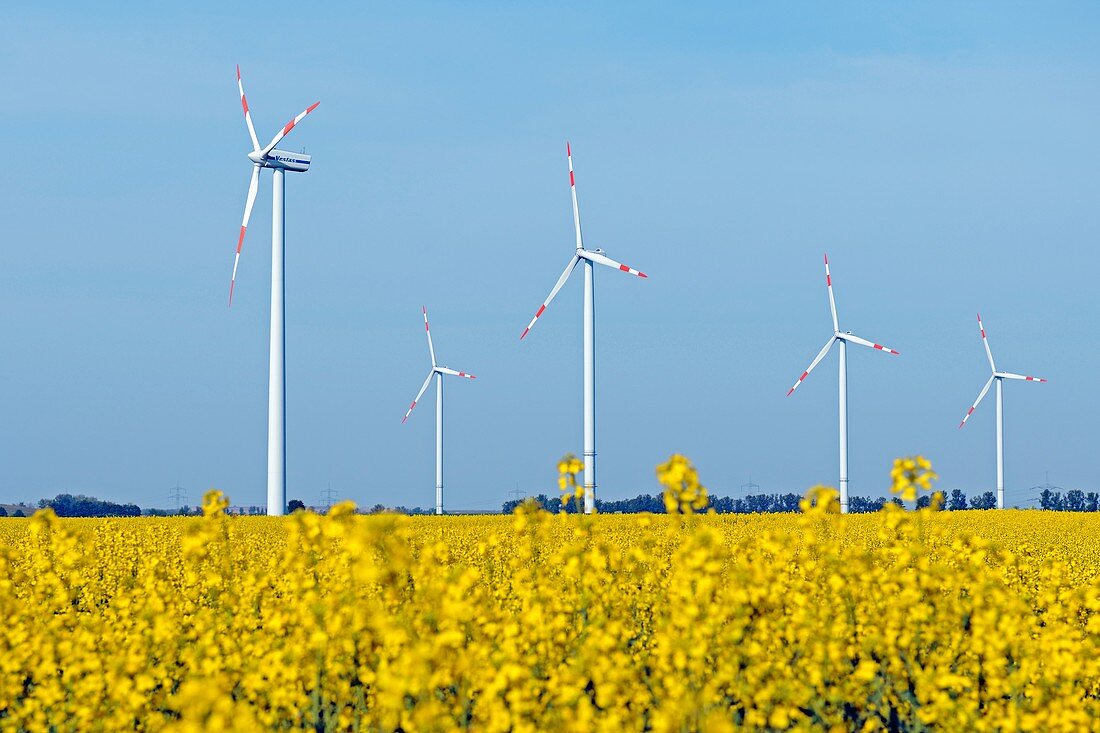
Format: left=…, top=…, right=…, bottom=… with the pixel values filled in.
left=520, top=143, right=648, bottom=514
left=228, top=65, right=319, bottom=516
left=786, top=255, right=899, bottom=513
left=402, top=308, right=476, bottom=515
left=958, top=314, right=1047, bottom=509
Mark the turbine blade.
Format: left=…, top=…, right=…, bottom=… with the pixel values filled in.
left=999, top=372, right=1047, bottom=382
left=402, top=370, right=436, bottom=423
left=422, top=307, right=436, bottom=366
left=438, top=367, right=476, bottom=379
left=229, top=164, right=261, bottom=306
left=567, top=142, right=584, bottom=250
left=786, top=336, right=837, bottom=396
left=579, top=249, right=647, bottom=278
left=959, top=375, right=995, bottom=428
left=236, top=65, right=261, bottom=152
left=520, top=255, right=580, bottom=339
left=840, top=333, right=900, bottom=355
left=260, top=100, right=320, bottom=157
left=977, top=313, right=996, bottom=372
left=824, top=253, right=839, bottom=332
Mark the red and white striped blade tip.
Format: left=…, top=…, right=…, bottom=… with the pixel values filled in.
left=959, top=407, right=976, bottom=429
left=520, top=304, right=547, bottom=340
left=787, top=372, right=810, bottom=396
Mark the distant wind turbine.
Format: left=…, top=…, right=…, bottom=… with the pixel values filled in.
left=228, top=65, right=320, bottom=516
left=958, top=313, right=1047, bottom=509
left=402, top=308, right=476, bottom=515
left=786, top=254, right=899, bottom=513
left=519, top=143, right=648, bottom=514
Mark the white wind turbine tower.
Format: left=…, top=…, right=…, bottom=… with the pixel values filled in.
left=402, top=307, right=477, bottom=515
left=228, top=65, right=319, bottom=516
left=520, top=143, right=648, bottom=514
left=958, top=313, right=1047, bottom=510
left=786, top=254, right=899, bottom=513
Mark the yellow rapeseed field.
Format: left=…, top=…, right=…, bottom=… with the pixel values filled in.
left=1, top=472, right=1099, bottom=731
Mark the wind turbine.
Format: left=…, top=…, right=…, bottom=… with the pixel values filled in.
left=228, top=65, right=319, bottom=516
left=786, top=254, right=899, bottom=513
left=519, top=143, right=648, bottom=514
left=402, top=307, right=477, bottom=515
left=958, top=313, right=1047, bottom=509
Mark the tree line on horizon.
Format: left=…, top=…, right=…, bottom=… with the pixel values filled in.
left=501, top=487, right=1100, bottom=514
left=3, top=487, right=1097, bottom=518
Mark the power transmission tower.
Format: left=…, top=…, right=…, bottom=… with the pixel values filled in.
left=740, top=474, right=761, bottom=498
left=321, top=483, right=338, bottom=512
left=508, top=488, right=526, bottom=502
left=1026, top=472, right=1063, bottom=504
left=168, top=481, right=187, bottom=510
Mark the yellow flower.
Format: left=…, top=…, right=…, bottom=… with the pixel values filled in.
left=0, top=454, right=1095, bottom=730
left=800, top=485, right=840, bottom=514
left=656, top=454, right=709, bottom=515
left=889, top=455, right=938, bottom=504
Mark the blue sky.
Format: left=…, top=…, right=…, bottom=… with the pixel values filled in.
left=1, top=2, right=1097, bottom=509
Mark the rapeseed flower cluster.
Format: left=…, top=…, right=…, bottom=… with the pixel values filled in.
left=557, top=453, right=585, bottom=507
left=656, top=454, right=709, bottom=514
left=890, top=455, right=939, bottom=503
left=1, top=475, right=1099, bottom=730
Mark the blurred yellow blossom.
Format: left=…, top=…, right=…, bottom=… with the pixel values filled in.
left=890, top=455, right=938, bottom=503
left=656, top=454, right=709, bottom=514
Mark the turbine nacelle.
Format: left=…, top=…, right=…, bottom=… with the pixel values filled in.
left=247, top=149, right=312, bottom=172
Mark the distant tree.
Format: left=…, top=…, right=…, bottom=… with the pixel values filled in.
left=848, top=496, right=885, bottom=514
left=287, top=499, right=306, bottom=513
left=947, top=489, right=968, bottom=511
left=890, top=497, right=905, bottom=508
left=1065, top=489, right=1086, bottom=512
left=1087, top=492, right=1099, bottom=513
left=916, top=495, right=931, bottom=510
left=1039, top=489, right=1054, bottom=510
left=13, top=509, right=25, bottom=517
left=0, top=506, right=7, bottom=517
left=776, top=493, right=801, bottom=513
left=1051, top=491, right=1065, bottom=511
left=42, top=493, right=140, bottom=517
left=969, top=491, right=996, bottom=510
left=744, top=494, right=770, bottom=513
left=710, top=495, right=734, bottom=513
left=501, top=499, right=523, bottom=514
